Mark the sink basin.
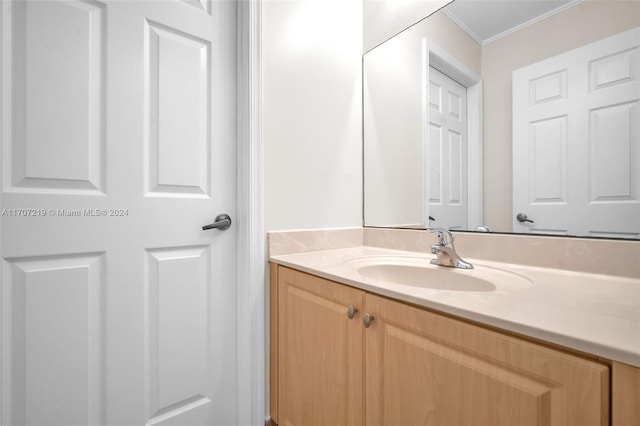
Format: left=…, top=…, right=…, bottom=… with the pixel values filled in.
left=358, top=263, right=496, bottom=291
left=346, top=256, right=532, bottom=292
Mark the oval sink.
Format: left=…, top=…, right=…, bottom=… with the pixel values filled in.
left=358, top=263, right=497, bottom=291
left=346, top=256, right=532, bottom=292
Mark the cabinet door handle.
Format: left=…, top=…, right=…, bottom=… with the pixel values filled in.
left=347, top=304, right=358, bottom=319
left=363, top=313, right=374, bottom=328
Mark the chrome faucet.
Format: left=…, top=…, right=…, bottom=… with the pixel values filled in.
left=427, top=228, right=473, bottom=269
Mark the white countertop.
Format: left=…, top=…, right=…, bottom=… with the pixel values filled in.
left=270, top=246, right=640, bottom=367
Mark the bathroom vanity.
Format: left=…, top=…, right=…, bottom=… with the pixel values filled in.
left=268, top=229, right=640, bottom=426
left=267, top=2, right=640, bottom=424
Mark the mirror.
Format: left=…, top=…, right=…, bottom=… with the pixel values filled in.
left=363, top=0, right=640, bottom=239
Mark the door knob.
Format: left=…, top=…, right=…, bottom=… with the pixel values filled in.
left=347, top=304, right=358, bottom=320
left=202, top=214, right=232, bottom=231
left=516, top=213, right=534, bottom=223
left=363, top=313, right=374, bottom=328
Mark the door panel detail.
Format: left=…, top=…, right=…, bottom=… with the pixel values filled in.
left=178, top=0, right=211, bottom=16
left=7, top=0, right=106, bottom=194
left=4, top=253, right=105, bottom=426
left=590, top=47, right=638, bottom=91
left=145, top=20, right=211, bottom=197
left=145, top=246, right=211, bottom=423
left=428, top=123, right=443, bottom=204
left=530, top=116, right=567, bottom=204
left=590, top=101, right=637, bottom=201
left=529, top=70, right=567, bottom=105
left=448, top=129, right=462, bottom=204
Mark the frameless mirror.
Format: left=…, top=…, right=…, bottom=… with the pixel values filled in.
left=363, top=0, right=640, bottom=239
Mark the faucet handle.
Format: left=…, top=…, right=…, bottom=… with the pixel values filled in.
left=427, top=228, right=453, bottom=245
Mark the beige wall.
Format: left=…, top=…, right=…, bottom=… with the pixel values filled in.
left=413, top=8, right=481, bottom=74
left=263, top=0, right=363, bottom=231
left=482, top=0, right=640, bottom=231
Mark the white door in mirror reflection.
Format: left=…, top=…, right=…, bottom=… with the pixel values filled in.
left=427, top=67, right=468, bottom=230
left=513, top=27, right=640, bottom=239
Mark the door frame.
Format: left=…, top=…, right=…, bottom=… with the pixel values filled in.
left=237, top=0, right=265, bottom=424
left=422, top=39, right=483, bottom=230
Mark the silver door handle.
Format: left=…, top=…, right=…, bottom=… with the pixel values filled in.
left=516, top=213, right=534, bottom=223
left=202, top=214, right=232, bottom=231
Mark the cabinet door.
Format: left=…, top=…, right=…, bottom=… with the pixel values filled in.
left=365, top=294, right=609, bottom=426
left=613, top=361, right=640, bottom=425
left=278, top=267, right=365, bottom=426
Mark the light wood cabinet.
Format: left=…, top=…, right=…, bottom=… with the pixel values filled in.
left=275, top=266, right=365, bottom=426
left=613, top=361, right=640, bottom=426
left=271, top=264, right=636, bottom=426
left=365, top=293, right=608, bottom=426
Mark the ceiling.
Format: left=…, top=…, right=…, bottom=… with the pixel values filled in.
left=443, top=0, right=581, bottom=45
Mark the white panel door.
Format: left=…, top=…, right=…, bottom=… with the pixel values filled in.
left=513, top=27, right=640, bottom=238
left=0, top=1, right=237, bottom=425
left=427, top=67, right=468, bottom=230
